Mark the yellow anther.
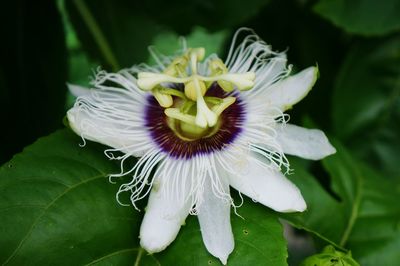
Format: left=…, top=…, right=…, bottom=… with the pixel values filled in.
left=209, top=59, right=250, bottom=92
left=217, top=80, right=234, bottom=92
left=137, top=72, right=168, bottom=91
left=185, top=79, right=207, bottom=101
left=218, top=72, right=256, bottom=91
left=152, top=87, right=173, bottom=108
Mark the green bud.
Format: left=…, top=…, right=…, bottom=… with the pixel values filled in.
left=300, top=246, right=360, bottom=266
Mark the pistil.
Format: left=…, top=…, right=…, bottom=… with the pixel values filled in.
left=137, top=47, right=255, bottom=137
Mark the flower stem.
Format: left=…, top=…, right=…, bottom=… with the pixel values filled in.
left=134, top=247, right=145, bottom=266
left=72, top=0, right=120, bottom=71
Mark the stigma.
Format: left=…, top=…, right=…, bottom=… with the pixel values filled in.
left=137, top=47, right=255, bottom=136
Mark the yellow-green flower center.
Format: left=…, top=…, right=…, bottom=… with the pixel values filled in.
left=137, top=47, right=255, bottom=139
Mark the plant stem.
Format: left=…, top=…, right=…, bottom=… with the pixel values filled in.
left=72, top=0, right=120, bottom=71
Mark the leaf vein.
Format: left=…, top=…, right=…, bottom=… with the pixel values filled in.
left=84, top=247, right=138, bottom=266
left=2, top=173, right=106, bottom=265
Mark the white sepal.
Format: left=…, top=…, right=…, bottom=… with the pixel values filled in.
left=140, top=177, right=192, bottom=253
left=275, top=124, right=336, bottom=160
left=227, top=156, right=306, bottom=213
left=198, top=175, right=234, bottom=265
left=266, top=66, right=318, bottom=111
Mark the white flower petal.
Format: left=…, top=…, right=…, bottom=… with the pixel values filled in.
left=140, top=176, right=192, bottom=253
left=198, top=175, right=234, bottom=265
left=227, top=156, right=306, bottom=212
left=67, top=108, right=126, bottom=148
left=266, top=66, right=318, bottom=111
left=67, top=83, right=91, bottom=97
left=275, top=124, right=336, bottom=160
left=67, top=80, right=153, bottom=157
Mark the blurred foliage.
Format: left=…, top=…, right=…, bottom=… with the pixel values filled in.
left=1, top=0, right=400, bottom=265
left=314, top=0, right=400, bottom=36
left=284, top=141, right=400, bottom=265
left=148, top=27, right=229, bottom=64
left=332, top=36, right=400, bottom=179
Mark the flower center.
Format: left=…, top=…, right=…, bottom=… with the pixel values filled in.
left=137, top=47, right=255, bottom=135
left=144, top=84, right=245, bottom=159
left=166, top=99, right=222, bottom=141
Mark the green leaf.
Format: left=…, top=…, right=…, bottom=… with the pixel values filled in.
left=283, top=142, right=400, bottom=265
left=1, top=129, right=288, bottom=265
left=345, top=164, right=400, bottom=265
left=0, top=0, right=67, bottom=164
left=0, top=130, right=138, bottom=265
left=281, top=157, right=347, bottom=247
left=332, top=36, right=400, bottom=177
left=314, top=0, right=400, bottom=36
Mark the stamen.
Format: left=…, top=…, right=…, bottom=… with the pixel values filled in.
left=214, top=72, right=255, bottom=91
left=137, top=71, right=256, bottom=92
left=136, top=47, right=256, bottom=136
left=152, top=86, right=173, bottom=107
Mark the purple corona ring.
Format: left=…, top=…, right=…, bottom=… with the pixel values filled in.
left=67, top=29, right=336, bottom=264
left=145, top=84, right=244, bottom=159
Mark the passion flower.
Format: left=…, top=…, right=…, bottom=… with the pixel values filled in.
left=67, top=29, right=336, bottom=264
